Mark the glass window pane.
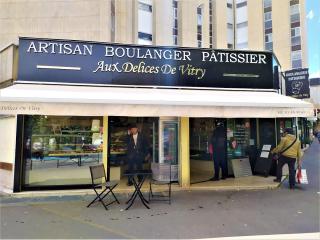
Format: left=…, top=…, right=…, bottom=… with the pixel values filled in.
left=227, top=43, right=233, bottom=49
left=265, top=33, right=272, bottom=42
left=290, top=4, right=299, bottom=15
left=292, top=59, right=302, bottom=69
left=227, top=119, right=252, bottom=159
left=236, top=1, right=247, bottom=8
left=139, top=2, right=152, bottom=12
left=174, top=8, right=177, bottom=18
left=294, top=27, right=300, bottom=36
left=23, top=116, right=103, bottom=187
left=264, top=20, right=272, bottom=29
left=197, top=14, right=203, bottom=25
left=291, top=50, right=302, bottom=60
left=237, top=22, right=248, bottom=28
left=264, top=0, right=272, bottom=8
left=138, top=32, right=152, bottom=41
left=291, top=36, right=301, bottom=46
left=265, top=41, right=273, bottom=50
left=264, top=12, right=271, bottom=21
left=291, top=13, right=300, bottom=22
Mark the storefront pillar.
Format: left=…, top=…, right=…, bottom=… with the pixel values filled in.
left=180, top=117, right=190, bottom=188
left=102, top=116, right=108, bottom=178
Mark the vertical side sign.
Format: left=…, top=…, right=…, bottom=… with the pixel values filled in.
left=284, top=68, right=310, bottom=99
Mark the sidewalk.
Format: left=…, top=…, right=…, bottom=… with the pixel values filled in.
left=1, top=188, right=319, bottom=239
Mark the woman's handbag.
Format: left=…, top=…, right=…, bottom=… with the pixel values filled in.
left=272, top=137, right=297, bottom=161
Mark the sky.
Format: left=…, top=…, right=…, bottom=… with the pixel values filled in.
left=306, top=0, right=320, bottom=78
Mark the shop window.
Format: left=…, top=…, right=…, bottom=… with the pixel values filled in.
left=190, top=118, right=215, bottom=161
left=190, top=118, right=258, bottom=179
left=108, top=117, right=158, bottom=167
left=23, top=115, right=103, bottom=187
left=277, top=118, right=293, bottom=143
left=227, top=119, right=253, bottom=159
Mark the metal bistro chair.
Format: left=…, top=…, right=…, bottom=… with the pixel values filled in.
left=87, top=164, right=120, bottom=210
left=148, top=163, right=172, bottom=204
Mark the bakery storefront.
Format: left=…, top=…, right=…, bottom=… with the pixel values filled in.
left=0, top=37, right=314, bottom=192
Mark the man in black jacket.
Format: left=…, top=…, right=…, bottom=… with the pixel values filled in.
left=126, top=123, right=149, bottom=186
left=210, top=121, right=228, bottom=181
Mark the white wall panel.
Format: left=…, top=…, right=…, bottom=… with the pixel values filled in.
left=236, top=6, right=247, bottom=23
left=227, top=8, right=234, bottom=23
left=227, top=28, right=234, bottom=43
left=237, top=26, right=248, bottom=43
left=138, top=10, right=153, bottom=34
left=0, top=116, right=17, bottom=193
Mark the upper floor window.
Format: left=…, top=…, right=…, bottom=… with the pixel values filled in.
left=290, top=4, right=300, bottom=22
left=209, top=0, right=213, bottom=48
left=138, top=0, right=153, bottom=45
left=264, top=0, right=272, bottom=8
left=264, top=11, right=271, bottom=21
left=139, top=2, right=152, bottom=12
left=197, top=5, right=203, bottom=47
left=236, top=0, right=247, bottom=8
left=291, top=50, right=302, bottom=69
left=237, top=22, right=248, bottom=28
left=291, top=27, right=300, bottom=37
left=173, top=0, right=178, bottom=45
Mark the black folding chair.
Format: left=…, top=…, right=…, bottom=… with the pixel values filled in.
left=148, top=163, right=172, bottom=204
left=87, top=164, right=120, bottom=210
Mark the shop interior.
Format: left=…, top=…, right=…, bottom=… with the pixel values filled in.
left=189, top=118, right=294, bottom=187
left=20, top=114, right=297, bottom=190
left=108, top=116, right=179, bottom=189
left=21, top=115, right=180, bottom=190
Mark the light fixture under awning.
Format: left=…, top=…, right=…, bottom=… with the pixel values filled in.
left=0, top=84, right=314, bottom=118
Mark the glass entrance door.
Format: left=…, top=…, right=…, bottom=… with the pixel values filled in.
left=152, top=119, right=179, bottom=181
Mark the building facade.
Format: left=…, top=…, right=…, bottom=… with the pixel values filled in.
left=0, top=0, right=308, bottom=70
left=0, top=0, right=313, bottom=193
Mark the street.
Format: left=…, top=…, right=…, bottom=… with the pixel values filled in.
left=1, top=141, right=319, bottom=239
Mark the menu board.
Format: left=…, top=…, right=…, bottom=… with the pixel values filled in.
left=234, top=124, right=250, bottom=145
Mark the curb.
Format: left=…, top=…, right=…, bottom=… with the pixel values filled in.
left=0, top=183, right=280, bottom=204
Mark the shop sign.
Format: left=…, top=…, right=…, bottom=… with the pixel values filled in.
left=284, top=68, right=310, bottom=99
left=0, top=102, right=42, bottom=115
left=17, top=37, right=274, bottom=89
